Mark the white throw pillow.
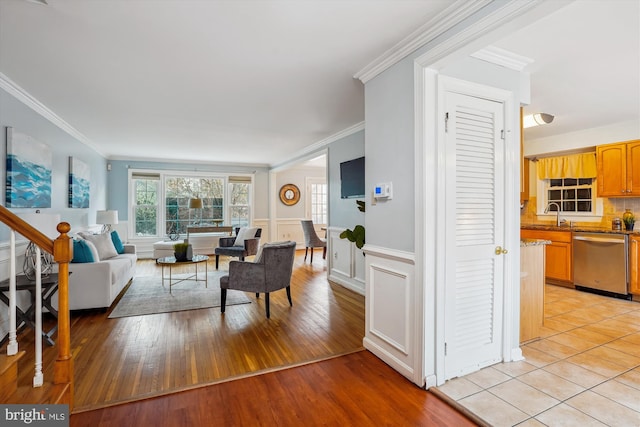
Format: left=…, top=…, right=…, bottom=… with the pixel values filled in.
left=79, top=232, right=118, bottom=260
left=233, top=227, right=258, bottom=247
left=84, top=240, right=100, bottom=263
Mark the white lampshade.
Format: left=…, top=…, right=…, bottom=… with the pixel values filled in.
left=96, top=210, right=119, bottom=225
left=18, top=213, right=60, bottom=240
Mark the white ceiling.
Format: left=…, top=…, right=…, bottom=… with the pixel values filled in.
left=0, top=1, right=638, bottom=166
left=494, top=0, right=639, bottom=142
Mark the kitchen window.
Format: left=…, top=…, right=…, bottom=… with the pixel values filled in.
left=535, top=152, right=601, bottom=217
left=546, top=178, right=594, bottom=213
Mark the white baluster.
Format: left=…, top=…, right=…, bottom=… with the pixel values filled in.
left=7, top=230, right=17, bottom=356
left=33, top=246, right=43, bottom=387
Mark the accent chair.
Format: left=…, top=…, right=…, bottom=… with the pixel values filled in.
left=219, top=241, right=296, bottom=318
left=300, top=220, right=326, bottom=263
left=214, top=227, right=262, bottom=269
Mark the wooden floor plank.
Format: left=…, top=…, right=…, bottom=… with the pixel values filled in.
left=69, top=351, right=477, bottom=427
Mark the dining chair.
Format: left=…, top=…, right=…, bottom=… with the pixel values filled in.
left=300, top=220, right=327, bottom=263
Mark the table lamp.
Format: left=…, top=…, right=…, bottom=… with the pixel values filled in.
left=96, top=210, right=119, bottom=234
left=189, top=198, right=203, bottom=225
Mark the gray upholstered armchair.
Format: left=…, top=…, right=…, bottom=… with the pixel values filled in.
left=300, top=220, right=326, bottom=262
left=220, top=241, right=296, bottom=318
left=214, top=227, right=262, bottom=269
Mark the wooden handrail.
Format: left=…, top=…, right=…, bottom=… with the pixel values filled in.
left=0, top=206, right=74, bottom=408
left=0, top=206, right=53, bottom=255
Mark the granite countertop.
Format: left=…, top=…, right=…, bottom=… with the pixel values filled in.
left=521, top=223, right=639, bottom=235
left=520, top=238, right=551, bottom=247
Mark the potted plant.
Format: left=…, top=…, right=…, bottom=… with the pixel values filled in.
left=173, top=241, right=193, bottom=261
left=623, top=209, right=635, bottom=231
left=339, top=200, right=365, bottom=250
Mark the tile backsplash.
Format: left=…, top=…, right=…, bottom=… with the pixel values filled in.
left=521, top=196, right=640, bottom=228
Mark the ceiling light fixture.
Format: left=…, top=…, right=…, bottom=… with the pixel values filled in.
left=523, top=113, right=554, bottom=129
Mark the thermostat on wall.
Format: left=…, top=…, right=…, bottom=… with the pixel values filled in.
left=374, top=182, right=392, bottom=200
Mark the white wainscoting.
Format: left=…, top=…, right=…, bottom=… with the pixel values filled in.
left=327, top=227, right=365, bottom=295
left=362, top=244, right=418, bottom=382
left=274, top=219, right=304, bottom=246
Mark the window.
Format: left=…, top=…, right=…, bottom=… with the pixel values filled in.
left=545, top=178, right=594, bottom=213
left=307, top=178, right=327, bottom=224
left=229, top=176, right=252, bottom=228
left=165, top=176, right=224, bottom=235
left=129, top=170, right=253, bottom=239
left=132, top=173, right=160, bottom=236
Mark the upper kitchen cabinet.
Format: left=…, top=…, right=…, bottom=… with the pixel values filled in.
left=597, top=140, right=640, bottom=197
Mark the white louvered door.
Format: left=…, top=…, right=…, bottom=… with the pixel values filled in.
left=443, top=91, right=505, bottom=380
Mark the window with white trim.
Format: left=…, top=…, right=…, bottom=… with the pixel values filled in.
left=306, top=177, right=327, bottom=225
left=228, top=176, right=252, bottom=228
left=129, top=170, right=253, bottom=239
left=546, top=178, right=594, bottom=213
left=132, top=173, right=160, bottom=237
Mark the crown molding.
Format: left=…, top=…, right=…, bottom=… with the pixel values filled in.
left=414, top=0, right=547, bottom=68
left=270, top=121, right=365, bottom=170
left=0, top=72, right=105, bottom=156
left=354, top=0, right=492, bottom=83
left=470, top=45, right=534, bottom=71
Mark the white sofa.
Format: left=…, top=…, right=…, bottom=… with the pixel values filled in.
left=52, top=244, right=137, bottom=311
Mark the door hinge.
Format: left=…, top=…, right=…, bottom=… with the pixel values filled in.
left=444, top=342, right=447, bottom=355
left=500, top=129, right=505, bottom=139
left=445, top=112, right=449, bottom=133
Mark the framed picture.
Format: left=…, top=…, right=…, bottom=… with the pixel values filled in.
left=69, top=156, right=90, bottom=208
left=5, top=127, right=52, bottom=208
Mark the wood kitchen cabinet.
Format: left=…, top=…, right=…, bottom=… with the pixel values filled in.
left=630, top=235, right=640, bottom=295
left=597, top=139, right=640, bottom=197
left=520, top=229, right=573, bottom=285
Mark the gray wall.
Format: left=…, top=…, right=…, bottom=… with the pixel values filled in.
left=0, top=87, right=108, bottom=239
left=107, top=160, right=270, bottom=221
left=364, top=61, right=416, bottom=252
left=363, top=26, right=525, bottom=254
left=328, top=129, right=365, bottom=228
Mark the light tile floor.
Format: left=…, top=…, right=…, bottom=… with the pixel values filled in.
left=436, top=285, right=640, bottom=426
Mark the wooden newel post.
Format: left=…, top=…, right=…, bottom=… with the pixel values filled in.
left=52, top=222, right=74, bottom=407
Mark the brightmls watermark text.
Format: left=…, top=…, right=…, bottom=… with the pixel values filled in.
left=1, top=405, right=68, bottom=426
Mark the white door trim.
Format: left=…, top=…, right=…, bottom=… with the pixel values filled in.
left=416, top=70, right=520, bottom=386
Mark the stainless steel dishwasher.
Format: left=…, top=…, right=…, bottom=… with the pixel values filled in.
left=573, top=232, right=629, bottom=298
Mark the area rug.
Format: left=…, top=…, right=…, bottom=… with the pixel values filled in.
left=108, top=271, right=251, bottom=318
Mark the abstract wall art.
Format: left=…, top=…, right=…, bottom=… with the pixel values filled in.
left=5, top=127, right=52, bottom=208
left=69, top=156, right=90, bottom=208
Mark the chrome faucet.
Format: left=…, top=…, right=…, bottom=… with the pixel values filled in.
left=544, top=202, right=562, bottom=226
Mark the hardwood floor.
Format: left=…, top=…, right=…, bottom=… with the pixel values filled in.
left=70, top=350, right=478, bottom=427
left=9, top=250, right=474, bottom=426
left=11, top=251, right=366, bottom=411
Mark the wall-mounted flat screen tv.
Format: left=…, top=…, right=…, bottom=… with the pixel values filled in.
left=340, top=156, right=365, bottom=199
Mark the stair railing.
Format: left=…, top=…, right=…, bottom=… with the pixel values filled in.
left=0, top=206, right=73, bottom=406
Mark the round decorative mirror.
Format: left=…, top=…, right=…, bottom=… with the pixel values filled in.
left=279, top=184, right=300, bottom=206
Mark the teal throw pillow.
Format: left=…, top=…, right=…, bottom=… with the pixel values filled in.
left=111, top=231, right=125, bottom=254
left=72, top=239, right=95, bottom=263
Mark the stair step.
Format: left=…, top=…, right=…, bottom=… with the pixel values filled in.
left=0, top=351, right=26, bottom=402
left=5, top=381, right=70, bottom=406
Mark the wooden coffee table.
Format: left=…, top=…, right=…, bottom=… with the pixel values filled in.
left=156, top=255, right=209, bottom=294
